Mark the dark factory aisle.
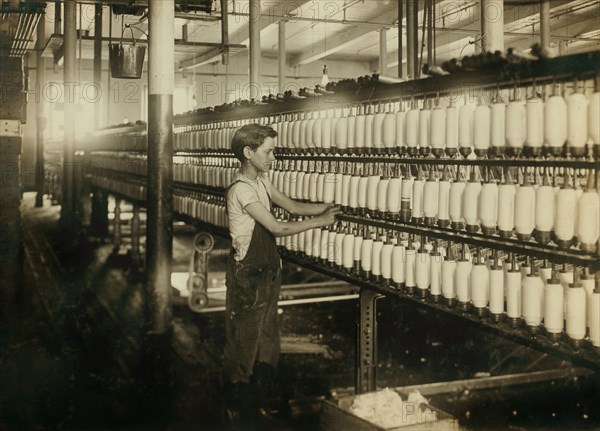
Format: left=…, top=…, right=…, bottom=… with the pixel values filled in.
left=2, top=193, right=600, bottom=431
left=0, top=193, right=357, bottom=431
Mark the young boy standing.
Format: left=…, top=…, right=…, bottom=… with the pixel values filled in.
left=223, top=124, right=340, bottom=426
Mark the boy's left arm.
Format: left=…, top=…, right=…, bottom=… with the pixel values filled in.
left=270, top=186, right=333, bottom=216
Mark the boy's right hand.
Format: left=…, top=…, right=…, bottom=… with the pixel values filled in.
left=318, top=205, right=342, bottom=226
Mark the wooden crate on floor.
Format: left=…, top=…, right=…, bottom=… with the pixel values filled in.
left=320, top=391, right=459, bottom=431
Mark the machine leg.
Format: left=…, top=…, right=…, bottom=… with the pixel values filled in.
left=113, top=197, right=121, bottom=253
left=356, top=289, right=384, bottom=394
left=129, top=204, right=143, bottom=268
left=90, top=189, right=109, bottom=238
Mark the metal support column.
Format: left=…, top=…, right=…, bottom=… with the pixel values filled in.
left=406, top=0, right=414, bottom=80
left=398, top=0, right=403, bottom=78
left=93, top=3, right=102, bottom=130
left=481, top=0, right=504, bottom=53
left=356, top=289, right=384, bottom=394
left=113, top=197, right=121, bottom=252
left=61, top=0, right=76, bottom=226
left=35, top=16, right=46, bottom=207
left=249, top=0, right=261, bottom=100
left=278, top=20, right=286, bottom=94
left=147, top=0, right=174, bottom=335
left=540, top=0, right=550, bottom=53
left=379, top=28, right=387, bottom=75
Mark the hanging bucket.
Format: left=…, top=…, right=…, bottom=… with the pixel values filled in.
left=109, top=25, right=145, bottom=79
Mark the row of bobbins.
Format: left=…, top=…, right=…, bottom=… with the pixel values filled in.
left=273, top=214, right=600, bottom=350
left=268, top=163, right=600, bottom=253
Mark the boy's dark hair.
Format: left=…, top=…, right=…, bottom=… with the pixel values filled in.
left=231, top=124, right=277, bottom=162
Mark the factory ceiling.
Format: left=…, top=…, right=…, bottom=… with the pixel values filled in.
left=2, top=0, right=599, bottom=72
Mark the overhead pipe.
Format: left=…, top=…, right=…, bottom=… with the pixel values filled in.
left=412, top=0, right=418, bottom=78
left=398, top=0, right=403, bottom=78
left=61, top=0, right=76, bottom=226
left=93, top=3, right=102, bottom=130
left=406, top=0, right=414, bottom=79
left=278, top=20, right=286, bottom=94
left=249, top=0, right=261, bottom=100
left=427, top=0, right=433, bottom=65
left=35, top=15, right=46, bottom=207
left=540, top=0, right=550, bottom=52
left=379, top=28, right=387, bottom=75
left=147, top=0, right=175, bottom=335
left=481, top=0, right=504, bottom=53
left=54, top=2, right=62, bottom=35
left=220, top=0, right=229, bottom=65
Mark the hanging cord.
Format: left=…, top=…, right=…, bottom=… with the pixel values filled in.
left=459, top=35, right=483, bottom=59
left=125, top=23, right=149, bottom=39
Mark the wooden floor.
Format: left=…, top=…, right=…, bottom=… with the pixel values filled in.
left=1, top=193, right=599, bottom=431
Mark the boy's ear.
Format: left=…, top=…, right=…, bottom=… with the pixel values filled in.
left=243, top=145, right=252, bottom=160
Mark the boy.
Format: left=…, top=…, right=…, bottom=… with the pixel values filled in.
left=223, top=124, right=340, bottom=426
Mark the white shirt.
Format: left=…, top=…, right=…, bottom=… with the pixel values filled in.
left=227, top=172, right=272, bottom=261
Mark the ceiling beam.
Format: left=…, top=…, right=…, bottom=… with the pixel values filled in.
left=385, top=0, right=588, bottom=68
left=229, top=0, right=314, bottom=45
left=289, top=6, right=398, bottom=68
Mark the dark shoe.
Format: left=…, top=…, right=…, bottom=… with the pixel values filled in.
left=251, top=362, right=283, bottom=412
left=221, top=380, right=241, bottom=424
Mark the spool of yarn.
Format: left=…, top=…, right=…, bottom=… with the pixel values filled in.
left=383, top=110, right=397, bottom=149
left=437, top=179, right=451, bottom=227
left=535, top=181, right=555, bottom=244
left=445, top=102, right=459, bottom=157
left=415, top=243, right=431, bottom=295
left=506, top=255, right=522, bottom=323
left=525, top=95, right=544, bottom=156
left=471, top=250, right=490, bottom=314
left=522, top=264, right=544, bottom=329
left=479, top=180, right=499, bottom=235
left=514, top=174, right=536, bottom=241
left=391, top=239, right=407, bottom=289
left=430, top=243, right=443, bottom=299
left=463, top=172, right=482, bottom=233
left=458, top=103, right=473, bottom=157
left=506, top=100, right=526, bottom=156
left=381, top=237, right=394, bottom=281
left=430, top=105, right=446, bottom=157
left=490, top=100, right=506, bottom=156
left=473, top=100, right=491, bottom=157
left=544, top=273, right=564, bottom=337
left=449, top=180, right=466, bottom=229
left=544, top=92, right=567, bottom=155
left=489, top=253, right=504, bottom=319
left=342, top=229, right=355, bottom=272
left=567, top=89, right=588, bottom=157
left=371, top=233, right=384, bottom=278
left=566, top=270, right=586, bottom=344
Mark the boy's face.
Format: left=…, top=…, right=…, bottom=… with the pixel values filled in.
left=248, top=136, right=276, bottom=173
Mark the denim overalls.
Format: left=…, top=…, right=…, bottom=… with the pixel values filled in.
left=223, top=180, right=282, bottom=384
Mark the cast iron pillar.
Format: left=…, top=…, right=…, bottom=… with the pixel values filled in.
left=35, top=15, right=46, bottom=207
left=249, top=0, right=261, bottom=100
left=61, top=0, right=76, bottom=226
left=146, top=0, right=174, bottom=335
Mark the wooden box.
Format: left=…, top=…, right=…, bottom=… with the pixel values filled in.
left=320, top=391, right=459, bottom=431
